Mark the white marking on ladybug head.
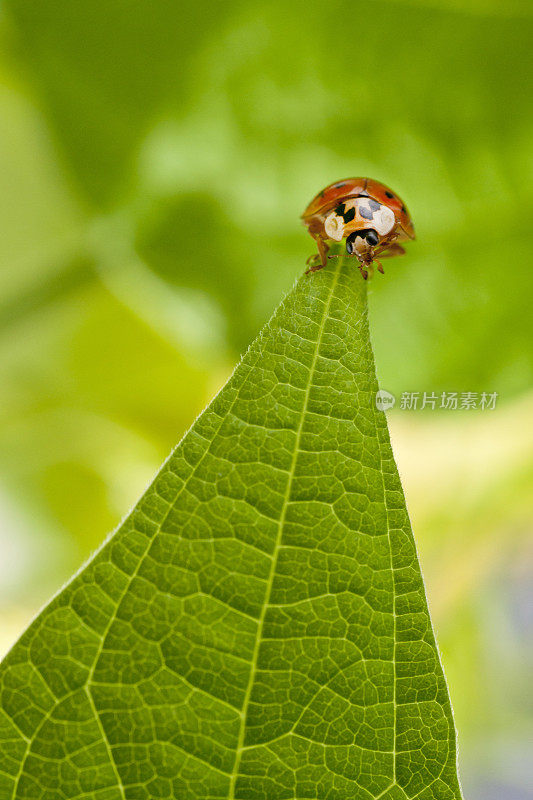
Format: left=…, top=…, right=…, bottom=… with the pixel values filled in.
left=324, top=212, right=345, bottom=241
left=372, top=205, right=395, bottom=236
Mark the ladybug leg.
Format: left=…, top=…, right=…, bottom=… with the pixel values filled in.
left=305, top=259, right=323, bottom=274
left=376, top=261, right=385, bottom=274
left=356, top=260, right=368, bottom=280
left=375, top=243, right=406, bottom=259
left=305, top=253, right=323, bottom=274
left=316, top=238, right=329, bottom=266
left=305, top=237, right=329, bottom=275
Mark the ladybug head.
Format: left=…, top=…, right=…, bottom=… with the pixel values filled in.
left=346, top=229, right=379, bottom=255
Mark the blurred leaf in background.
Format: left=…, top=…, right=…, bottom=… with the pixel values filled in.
left=0, top=1, right=531, bottom=799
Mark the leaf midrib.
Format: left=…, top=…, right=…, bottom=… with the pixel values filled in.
left=369, top=357, right=397, bottom=793
left=228, top=258, right=343, bottom=799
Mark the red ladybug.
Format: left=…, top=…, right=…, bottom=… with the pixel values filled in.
left=301, top=177, right=415, bottom=279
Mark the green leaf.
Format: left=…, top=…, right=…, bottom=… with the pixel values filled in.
left=0, top=259, right=462, bottom=800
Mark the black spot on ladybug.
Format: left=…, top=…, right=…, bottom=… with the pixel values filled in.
left=335, top=203, right=355, bottom=224
left=385, top=191, right=395, bottom=199
left=368, top=198, right=381, bottom=212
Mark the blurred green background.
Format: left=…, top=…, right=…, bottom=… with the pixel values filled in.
left=0, top=1, right=532, bottom=797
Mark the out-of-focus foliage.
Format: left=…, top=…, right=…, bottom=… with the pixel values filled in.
left=0, top=1, right=531, bottom=799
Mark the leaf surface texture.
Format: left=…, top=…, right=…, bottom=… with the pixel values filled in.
left=0, top=261, right=462, bottom=800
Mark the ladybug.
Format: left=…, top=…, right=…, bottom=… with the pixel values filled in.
left=301, top=177, right=415, bottom=279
